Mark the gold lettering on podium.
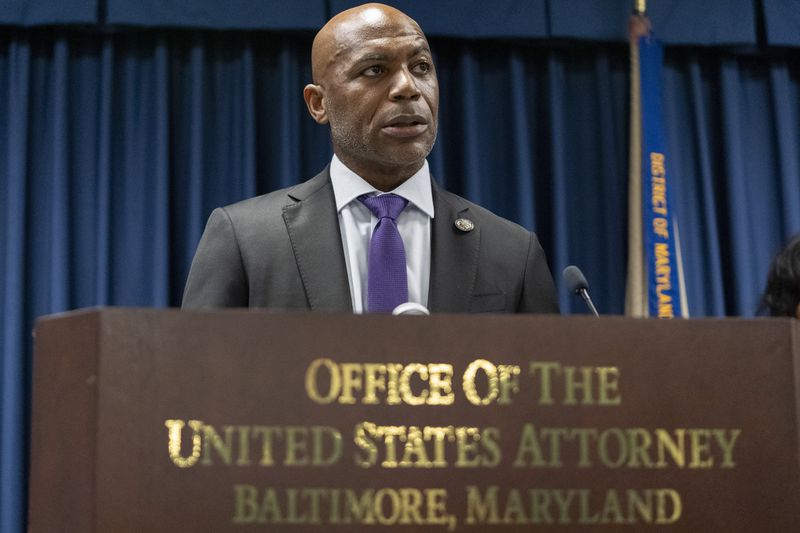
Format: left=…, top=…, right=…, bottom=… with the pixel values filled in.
left=465, top=486, right=681, bottom=525
left=232, top=486, right=457, bottom=529
left=164, top=421, right=343, bottom=468
left=510, top=424, right=741, bottom=469
left=462, top=359, right=521, bottom=405
left=305, top=358, right=455, bottom=406
left=164, top=419, right=203, bottom=468
left=160, top=355, right=749, bottom=530
left=528, top=362, right=621, bottom=406
left=353, top=423, right=501, bottom=469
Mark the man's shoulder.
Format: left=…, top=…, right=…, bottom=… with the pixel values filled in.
left=219, top=168, right=331, bottom=221
left=435, top=186, right=531, bottom=238
left=221, top=187, right=290, bottom=219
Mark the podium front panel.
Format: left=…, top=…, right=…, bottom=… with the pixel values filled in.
left=30, top=309, right=800, bottom=532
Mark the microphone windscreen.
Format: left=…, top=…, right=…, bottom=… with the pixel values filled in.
left=563, top=265, right=589, bottom=294
left=392, top=302, right=431, bottom=315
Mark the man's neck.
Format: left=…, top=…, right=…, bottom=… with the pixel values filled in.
left=334, top=152, right=424, bottom=192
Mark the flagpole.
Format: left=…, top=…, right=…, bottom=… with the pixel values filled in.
left=625, top=2, right=650, bottom=317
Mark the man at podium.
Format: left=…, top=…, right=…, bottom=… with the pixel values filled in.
left=182, top=3, right=558, bottom=315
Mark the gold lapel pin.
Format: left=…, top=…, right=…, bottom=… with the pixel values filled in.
left=454, top=218, right=475, bottom=232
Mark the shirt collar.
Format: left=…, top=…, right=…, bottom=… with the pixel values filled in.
left=330, top=154, right=435, bottom=218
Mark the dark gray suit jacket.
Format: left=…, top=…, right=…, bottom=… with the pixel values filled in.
left=182, top=168, right=558, bottom=313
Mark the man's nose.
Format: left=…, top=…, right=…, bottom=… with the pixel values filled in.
left=389, top=68, right=420, bottom=100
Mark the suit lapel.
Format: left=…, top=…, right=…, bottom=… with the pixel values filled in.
left=282, top=169, right=353, bottom=312
left=428, top=183, right=480, bottom=313
left=281, top=171, right=479, bottom=313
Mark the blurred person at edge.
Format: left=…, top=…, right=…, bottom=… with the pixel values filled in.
left=760, top=234, right=800, bottom=318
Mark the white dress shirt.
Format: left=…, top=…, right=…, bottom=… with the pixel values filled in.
left=329, top=155, right=434, bottom=313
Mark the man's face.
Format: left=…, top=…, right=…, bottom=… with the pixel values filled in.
left=311, top=11, right=439, bottom=180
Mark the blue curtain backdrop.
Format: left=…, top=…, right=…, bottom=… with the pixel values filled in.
left=3, top=1, right=800, bottom=531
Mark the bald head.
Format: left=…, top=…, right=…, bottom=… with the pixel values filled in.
left=311, top=3, right=426, bottom=84
left=303, top=3, right=438, bottom=190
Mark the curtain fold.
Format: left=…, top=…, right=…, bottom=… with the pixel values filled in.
left=1, top=28, right=800, bottom=531
left=770, top=62, right=800, bottom=234
left=545, top=53, right=571, bottom=310
left=1, top=32, right=32, bottom=533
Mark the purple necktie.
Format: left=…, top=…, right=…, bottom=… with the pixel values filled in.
left=358, top=193, right=409, bottom=313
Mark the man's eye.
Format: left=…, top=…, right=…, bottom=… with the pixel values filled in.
left=363, top=65, right=384, bottom=77
left=413, top=62, right=431, bottom=74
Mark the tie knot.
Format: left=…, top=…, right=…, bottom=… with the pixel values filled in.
left=358, top=193, right=409, bottom=221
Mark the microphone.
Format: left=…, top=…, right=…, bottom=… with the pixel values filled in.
left=392, top=302, right=431, bottom=316
left=563, top=265, right=600, bottom=317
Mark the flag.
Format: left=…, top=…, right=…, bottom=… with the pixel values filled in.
left=625, top=5, right=689, bottom=318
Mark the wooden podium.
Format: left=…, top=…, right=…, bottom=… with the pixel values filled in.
left=29, top=309, right=800, bottom=531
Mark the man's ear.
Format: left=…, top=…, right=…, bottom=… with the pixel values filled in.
left=303, top=84, right=329, bottom=124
